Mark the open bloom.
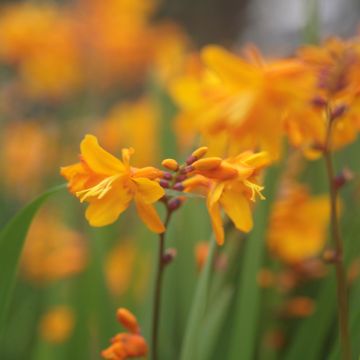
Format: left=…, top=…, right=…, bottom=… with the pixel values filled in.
left=188, top=151, right=269, bottom=245
left=61, top=134, right=165, bottom=233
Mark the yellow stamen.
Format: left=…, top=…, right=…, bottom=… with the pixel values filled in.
left=76, top=175, right=120, bottom=202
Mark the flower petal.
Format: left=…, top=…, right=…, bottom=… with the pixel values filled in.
left=220, top=189, right=253, bottom=233
left=133, top=178, right=165, bottom=204
left=135, top=201, right=165, bottom=234
left=81, top=134, right=125, bottom=175
left=85, top=184, right=131, bottom=227
left=208, top=202, right=224, bottom=245
left=208, top=182, right=225, bottom=208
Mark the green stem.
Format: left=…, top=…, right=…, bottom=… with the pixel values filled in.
left=151, top=210, right=172, bottom=360
left=323, top=108, right=351, bottom=360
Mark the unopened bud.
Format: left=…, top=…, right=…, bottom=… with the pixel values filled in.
left=168, top=197, right=182, bottom=211
left=175, top=174, right=187, bottom=182
left=331, top=104, right=347, bottom=121
left=323, top=249, right=341, bottom=263
left=311, top=96, right=327, bottom=108
left=163, top=172, right=173, bottom=181
left=186, top=155, right=197, bottom=165
left=116, top=308, right=139, bottom=334
left=191, top=146, right=208, bottom=159
left=173, top=182, right=184, bottom=191
left=333, top=168, right=353, bottom=189
left=285, top=297, right=315, bottom=318
left=192, top=157, right=222, bottom=171
left=159, top=179, right=170, bottom=188
left=161, top=158, right=179, bottom=171
left=162, top=248, right=177, bottom=265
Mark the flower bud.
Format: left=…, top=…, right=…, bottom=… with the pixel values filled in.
left=168, top=197, right=182, bottom=211
left=192, top=157, right=222, bottom=171
left=191, top=146, right=208, bottom=159
left=173, top=182, right=184, bottom=191
left=161, top=158, right=179, bottom=171
left=186, top=155, right=197, bottom=165
left=333, top=168, right=353, bottom=190
left=331, top=104, right=347, bottom=121
left=162, top=248, right=177, bottom=265
left=116, top=308, right=139, bottom=334
left=323, top=249, right=341, bottom=263
left=311, top=96, right=327, bottom=108
left=163, top=172, right=173, bottom=181
left=159, top=179, right=170, bottom=188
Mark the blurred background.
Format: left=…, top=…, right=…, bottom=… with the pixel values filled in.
left=0, top=0, right=359, bottom=359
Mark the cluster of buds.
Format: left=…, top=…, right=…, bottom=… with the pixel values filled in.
left=101, top=308, right=148, bottom=360
left=159, top=146, right=209, bottom=212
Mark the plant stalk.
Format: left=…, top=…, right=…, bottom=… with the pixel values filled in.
left=151, top=210, right=172, bottom=360
left=323, top=108, right=351, bottom=360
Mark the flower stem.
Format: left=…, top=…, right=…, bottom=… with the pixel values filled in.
left=323, top=108, right=351, bottom=360
left=151, top=210, right=172, bottom=360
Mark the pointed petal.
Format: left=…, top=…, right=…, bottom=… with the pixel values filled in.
left=208, top=201, right=224, bottom=245
left=81, top=134, right=125, bottom=175
left=201, top=46, right=258, bottom=85
left=133, top=178, right=165, bottom=204
left=208, top=182, right=225, bottom=208
left=85, top=184, right=131, bottom=227
left=135, top=201, right=165, bottom=234
left=220, top=189, right=253, bottom=233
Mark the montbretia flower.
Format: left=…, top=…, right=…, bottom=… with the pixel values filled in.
left=267, top=183, right=329, bottom=264
left=101, top=308, right=148, bottom=360
left=189, top=151, right=270, bottom=245
left=61, top=134, right=165, bottom=233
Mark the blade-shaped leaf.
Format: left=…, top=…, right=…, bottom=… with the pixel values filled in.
left=0, top=184, right=66, bottom=337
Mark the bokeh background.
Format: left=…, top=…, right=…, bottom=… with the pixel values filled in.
left=0, top=0, right=360, bottom=359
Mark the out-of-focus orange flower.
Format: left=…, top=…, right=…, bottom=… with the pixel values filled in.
left=106, top=242, right=136, bottom=297
left=95, top=98, right=160, bottom=166
left=77, top=0, right=155, bottom=88
left=189, top=151, right=269, bottom=245
left=61, top=135, right=165, bottom=232
left=39, top=306, right=74, bottom=343
left=195, top=242, right=210, bottom=270
left=170, top=46, right=314, bottom=159
left=21, top=208, right=86, bottom=283
left=286, top=37, right=360, bottom=158
left=101, top=308, right=148, bottom=360
left=0, top=3, right=82, bottom=98
left=0, top=121, right=57, bottom=200
left=284, top=296, right=315, bottom=318
left=268, top=184, right=329, bottom=264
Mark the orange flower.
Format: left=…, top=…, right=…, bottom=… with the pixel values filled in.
left=268, top=184, right=329, bottom=264
left=169, top=46, right=313, bottom=159
left=286, top=37, right=360, bottom=157
left=61, top=134, right=165, bottom=233
left=101, top=308, right=147, bottom=360
left=21, top=207, right=86, bottom=283
left=39, top=306, right=74, bottom=343
left=190, top=151, right=269, bottom=245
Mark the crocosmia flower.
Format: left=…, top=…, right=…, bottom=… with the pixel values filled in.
left=189, top=151, right=269, bottom=245
left=61, top=134, right=165, bottom=233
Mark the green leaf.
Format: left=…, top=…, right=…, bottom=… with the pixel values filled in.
left=180, top=235, right=217, bottom=360
left=198, top=286, right=233, bottom=360
left=228, top=165, right=281, bottom=360
left=0, top=184, right=66, bottom=337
